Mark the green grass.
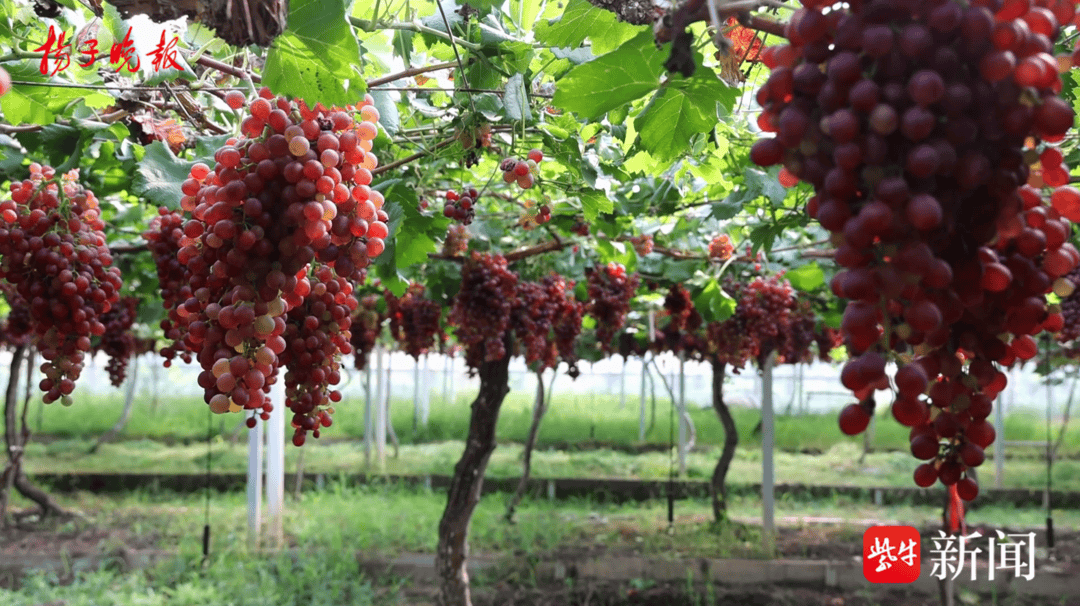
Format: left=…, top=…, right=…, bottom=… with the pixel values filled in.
left=6, top=481, right=1080, bottom=605
left=24, top=438, right=1080, bottom=492
left=31, top=389, right=1080, bottom=457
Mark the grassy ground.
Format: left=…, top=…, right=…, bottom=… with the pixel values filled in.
left=29, top=389, right=1080, bottom=456
left=6, top=481, right=1080, bottom=606
left=23, top=437, right=1080, bottom=492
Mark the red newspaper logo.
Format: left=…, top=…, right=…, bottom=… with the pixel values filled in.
left=863, top=526, right=921, bottom=583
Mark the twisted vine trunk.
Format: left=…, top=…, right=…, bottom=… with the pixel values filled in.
left=436, top=337, right=512, bottom=606
left=709, top=360, right=738, bottom=524
left=3, top=345, right=67, bottom=522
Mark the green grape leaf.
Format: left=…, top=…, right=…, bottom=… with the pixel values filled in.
left=786, top=262, right=825, bottom=292
left=693, top=279, right=735, bottom=323
left=504, top=73, right=531, bottom=121
left=579, top=188, right=614, bottom=221
left=263, top=0, right=364, bottom=108
left=132, top=141, right=194, bottom=210
left=0, top=61, right=113, bottom=125
left=535, top=0, right=619, bottom=48
left=552, top=30, right=663, bottom=119
left=633, top=71, right=735, bottom=164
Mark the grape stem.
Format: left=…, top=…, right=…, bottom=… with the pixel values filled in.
left=366, top=62, right=459, bottom=88
left=186, top=52, right=263, bottom=84
left=371, top=136, right=460, bottom=176
left=0, top=109, right=129, bottom=135
left=428, top=239, right=568, bottom=264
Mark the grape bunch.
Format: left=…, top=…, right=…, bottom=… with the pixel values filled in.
left=584, top=263, right=641, bottom=353
left=518, top=201, right=552, bottom=229
left=443, top=223, right=470, bottom=257
left=350, top=293, right=385, bottom=370
left=459, top=123, right=493, bottom=150
left=386, top=282, right=445, bottom=359
left=1056, top=267, right=1080, bottom=349
left=0, top=286, right=32, bottom=349
left=448, top=252, right=518, bottom=369
left=94, top=296, right=139, bottom=387
left=749, top=0, right=1080, bottom=500
left=143, top=208, right=194, bottom=367
left=276, top=268, right=353, bottom=445
left=511, top=274, right=584, bottom=372
left=708, top=234, right=734, bottom=260
left=0, top=164, right=122, bottom=404
left=654, top=284, right=703, bottom=353
left=500, top=148, right=544, bottom=190
left=737, top=275, right=797, bottom=363
left=165, top=89, right=384, bottom=442
left=442, top=187, right=478, bottom=225
left=571, top=219, right=589, bottom=237
left=630, top=234, right=654, bottom=257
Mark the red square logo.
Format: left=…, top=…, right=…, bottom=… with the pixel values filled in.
left=863, top=525, right=921, bottom=583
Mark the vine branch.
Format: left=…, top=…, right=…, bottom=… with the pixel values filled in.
left=366, top=61, right=458, bottom=87
left=371, top=135, right=459, bottom=176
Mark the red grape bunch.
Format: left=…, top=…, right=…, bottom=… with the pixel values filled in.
left=448, top=252, right=518, bottom=370
left=443, top=223, right=470, bottom=256
left=142, top=208, right=194, bottom=367
left=708, top=234, right=734, bottom=260
left=500, top=148, right=544, bottom=190
left=386, top=282, right=445, bottom=359
left=442, top=187, right=478, bottom=225
left=350, top=293, right=385, bottom=370
left=0, top=164, right=123, bottom=405
left=511, top=274, right=584, bottom=372
left=749, top=0, right=1080, bottom=500
left=163, top=89, right=384, bottom=441
left=630, top=234, right=654, bottom=257
left=94, top=296, right=139, bottom=387
left=653, top=284, right=704, bottom=353
left=1055, top=267, right=1080, bottom=351
left=584, top=263, right=641, bottom=353
left=0, top=286, right=32, bottom=349
left=518, top=200, right=552, bottom=229
left=275, top=268, right=354, bottom=445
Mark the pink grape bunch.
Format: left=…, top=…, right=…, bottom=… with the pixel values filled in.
left=500, top=148, right=544, bottom=190
left=165, top=88, right=387, bottom=443
left=143, top=209, right=195, bottom=367
left=443, top=187, right=478, bottom=225
left=0, top=164, right=123, bottom=404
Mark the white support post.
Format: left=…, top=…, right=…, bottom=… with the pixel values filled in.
left=442, top=353, right=450, bottom=407
left=421, top=354, right=430, bottom=427
left=761, top=353, right=776, bottom=554
left=678, top=351, right=687, bottom=477
left=265, top=378, right=285, bottom=547
left=246, top=409, right=264, bottom=549
left=375, top=346, right=387, bottom=470
left=413, top=357, right=421, bottom=432
left=364, top=356, right=372, bottom=467
left=620, top=357, right=627, bottom=411
left=639, top=357, right=648, bottom=442
left=448, top=354, right=456, bottom=407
